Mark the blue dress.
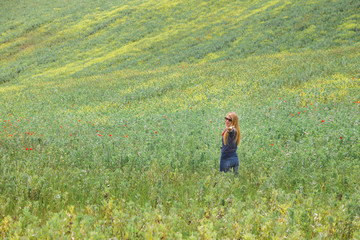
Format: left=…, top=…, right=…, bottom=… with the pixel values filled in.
left=220, top=129, right=239, bottom=174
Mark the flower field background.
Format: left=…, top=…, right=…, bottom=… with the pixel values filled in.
left=1, top=0, right=360, bottom=238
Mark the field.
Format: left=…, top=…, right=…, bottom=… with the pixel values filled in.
left=1, top=0, right=360, bottom=239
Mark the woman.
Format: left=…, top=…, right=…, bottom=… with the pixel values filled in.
left=220, top=112, right=241, bottom=175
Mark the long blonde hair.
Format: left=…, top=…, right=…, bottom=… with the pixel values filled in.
left=223, top=112, right=241, bottom=146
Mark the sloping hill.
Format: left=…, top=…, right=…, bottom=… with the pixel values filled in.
left=1, top=0, right=359, bottom=83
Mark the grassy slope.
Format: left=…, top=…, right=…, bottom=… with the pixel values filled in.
left=1, top=0, right=359, bottom=83
left=1, top=0, right=360, bottom=238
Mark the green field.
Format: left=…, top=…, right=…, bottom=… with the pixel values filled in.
left=1, top=0, right=360, bottom=238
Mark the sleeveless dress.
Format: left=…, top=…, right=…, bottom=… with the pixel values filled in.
left=220, top=129, right=239, bottom=174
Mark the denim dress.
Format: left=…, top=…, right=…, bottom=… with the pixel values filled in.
left=220, top=129, right=239, bottom=174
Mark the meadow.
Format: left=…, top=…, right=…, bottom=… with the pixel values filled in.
left=1, top=0, right=360, bottom=239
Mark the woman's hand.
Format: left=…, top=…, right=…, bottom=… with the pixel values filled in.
left=226, top=126, right=234, bottom=132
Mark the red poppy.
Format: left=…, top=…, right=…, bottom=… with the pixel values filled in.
left=210, top=121, right=212, bottom=123
left=155, top=131, right=157, bottom=134
left=321, top=120, right=325, bottom=122
left=109, top=134, right=112, bottom=137
left=271, top=143, right=274, bottom=146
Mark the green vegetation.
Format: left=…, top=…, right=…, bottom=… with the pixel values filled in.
left=1, top=0, right=360, bottom=238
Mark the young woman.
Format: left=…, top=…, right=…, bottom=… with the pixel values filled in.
left=220, top=112, right=241, bottom=175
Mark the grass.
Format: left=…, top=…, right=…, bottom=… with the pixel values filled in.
left=1, top=0, right=360, bottom=238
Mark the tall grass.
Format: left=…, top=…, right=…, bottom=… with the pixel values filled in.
left=0, top=0, right=360, bottom=238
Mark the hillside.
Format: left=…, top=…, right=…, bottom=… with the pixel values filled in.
left=1, top=0, right=359, bottom=83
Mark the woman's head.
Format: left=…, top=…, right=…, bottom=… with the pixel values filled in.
left=224, top=112, right=241, bottom=145
left=225, top=112, right=238, bottom=128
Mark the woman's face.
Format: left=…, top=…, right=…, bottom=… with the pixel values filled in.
left=225, top=114, right=232, bottom=127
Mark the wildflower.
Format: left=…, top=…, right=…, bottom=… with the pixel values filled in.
left=26, top=148, right=29, bottom=150
left=271, top=143, right=274, bottom=146
left=155, top=131, right=157, bottom=134
left=109, top=134, right=112, bottom=137
left=210, top=121, right=212, bottom=123
left=321, top=120, right=325, bottom=123
left=340, top=137, right=343, bottom=139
